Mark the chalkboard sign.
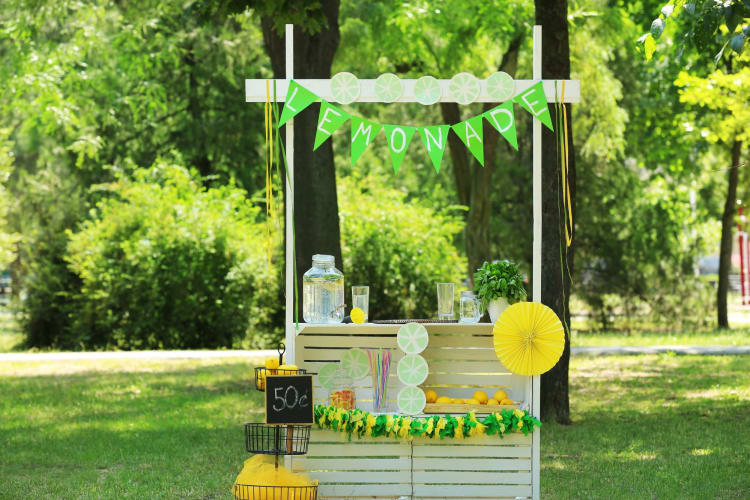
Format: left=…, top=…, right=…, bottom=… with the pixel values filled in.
left=265, top=374, right=314, bottom=424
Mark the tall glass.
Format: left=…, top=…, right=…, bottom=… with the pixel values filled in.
left=351, top=286, right=369, bottom=322
left=436, top=282, right=455, bottom=320
left=459, top=291, right=482, bottom=323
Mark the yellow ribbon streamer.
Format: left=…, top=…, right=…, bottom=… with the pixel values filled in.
left=264, top=80, right=275, bottom=269
left=560, top=81, right=573, bottom=247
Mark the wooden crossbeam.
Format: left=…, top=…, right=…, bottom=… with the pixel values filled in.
left=246, top=78, right=580, bottom=103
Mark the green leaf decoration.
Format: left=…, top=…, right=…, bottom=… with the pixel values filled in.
left=418, top=125, right=451, bottom=173
left=314, top=100, right=350, bottom=150
left=515, top=81, right=553, bottom=131
left=350, top=116, right=383, bottom=165
left=278, top=80, right=319, bottom=127
left=383, top=124, right=417, bottom=174
left=483, top=101, right=518, bottom=150
left=451, top=115, right=485, bottom=166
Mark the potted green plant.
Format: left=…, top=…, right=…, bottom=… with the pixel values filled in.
left=473, top=260, right=527, bottom=322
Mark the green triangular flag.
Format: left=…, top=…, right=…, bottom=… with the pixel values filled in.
left=278, top=80, right=319, bottom=127
left=484, top=101, right=518, bottom=150
left=514, top=81, right=553, bottom=131
left=451, top=115, right=485, bottom=166
left=351, top=116, right=382, bottom=165
left=383, top=124, right=417, bottom=174
left=314, top=101, right=350, bottom=150
left=419, top=125, right=451, bottom=174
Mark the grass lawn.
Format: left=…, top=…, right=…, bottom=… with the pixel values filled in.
left=571, top=328, right=750, bottom=347
left=1, top=355, right=749, bottom=499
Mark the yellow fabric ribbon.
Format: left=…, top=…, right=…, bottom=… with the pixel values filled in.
left=264, top=80, right=275, bottom=269
left=559, top=81, right=573, bottom=247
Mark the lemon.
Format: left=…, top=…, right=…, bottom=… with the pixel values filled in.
left=265, top=357, right=280, bottom=370
left=466, top=398, right=480, bottom=405
left=425, top=389, right=438, bottom=404
left=452, top=398, right=464, bottom=404
left=473, top=390, right=489, bottom=404
left=278, top=364, right=298, bottom=374
left=350, top=307, right=365, bottom=324
left=493, top=390, right=508, bottom=401
left=436, top=396, right=452, bottom=404
left=500, top=398, right=514, bottom=405
left=487, top=398, right=499, bottom=405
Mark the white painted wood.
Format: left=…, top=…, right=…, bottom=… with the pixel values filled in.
left=301, top=471, right=411, bottom=483
left=306, top=443, right=408, bottom=456
left=412, top=458, right=530, bottom=471
left=531, top=25, right=542, bottom=500
left=424, top=373, right=515, bottom=386
left=284, top=23, right=295, bottom=363
left=316, top=484, right=411, bottom=497
left=246, top=78, right=580, bottom=103
left=422, top=348, right=499, bottom=361
left=413, top=484, right=532, bottom=497
left=414, top=446, right=531, bottom=459
left=415, top=471, right=531, bottom=484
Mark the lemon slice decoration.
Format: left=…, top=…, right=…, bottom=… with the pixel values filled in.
left=449, top=72, right=480, bottom=105
left=397, top=386, right=426, bottom=415
left=340, top=347, right=370, bottom=379
left=486, top=71, right=515, bottom=101
left=317, top=362, right=339, bottom=390
left=375, top=73, right=403, bottom=103
left=493, top=302, right=565, bottom=376
left=397, top=322, right=429, bottom=354
left=330, top=72, right=360, bottom=104
left=350, top=307, right=366, bottom=324
left=397, top=354, right=428, bottom=386
left=414, top=76, right=442, bottom=105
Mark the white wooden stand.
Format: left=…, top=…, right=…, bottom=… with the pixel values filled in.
left=245, top=24, right=580, bottom=500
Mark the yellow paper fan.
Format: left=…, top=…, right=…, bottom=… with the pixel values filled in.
left=493, top=302, right=565, bottom=376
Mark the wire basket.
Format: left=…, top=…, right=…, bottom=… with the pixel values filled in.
left=245, top=423, right=311, bottom=455
left=233, top=484, right=318, bottom=500
left=254, top=367, right=307, bottom=392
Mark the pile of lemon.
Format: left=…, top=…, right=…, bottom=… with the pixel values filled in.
left=425, top=389, right=514, bottom=406
left=256, top=357, right=299, bottom=390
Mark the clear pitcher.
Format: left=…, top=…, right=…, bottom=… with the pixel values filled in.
left=459, top=291, right=482, bottom=323
left=303, top=254, right=345, bottom=324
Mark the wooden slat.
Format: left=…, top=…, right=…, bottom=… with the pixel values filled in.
left=413, top=484, right=532, bottom=497
left=422, top=349, right=499, bottom=361
left=427, top=335, right=493, bottom=348
left=413, top=433, right=530, bottom=446
left=413, top=445, right=531, bottom=458
left=424, top=373, right=514, bottom=386
left=426, top=360, right=508, bottom=373
left=295, top=457, right=410, bottom=470
left=415, top=471, right=531, bottom=484
left=412, top=458, right=531, bottom=471
left=317, top=483, right=411, bottom=497
left=303, top=471, right=410, bottom=483
left=306, top=443, right=408, bottom=456
left=298, top=335, right=399, bottom=349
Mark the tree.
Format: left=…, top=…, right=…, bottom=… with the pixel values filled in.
left=676, top=61, right=750, bottom=327
left=535, top=0, right=575, bottom=424
left=256, top=1, right=344, bottom=316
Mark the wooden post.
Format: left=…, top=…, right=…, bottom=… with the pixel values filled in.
left=531, top=24, right=542, bottom=500
left=284, top=24, right=295, bottom=364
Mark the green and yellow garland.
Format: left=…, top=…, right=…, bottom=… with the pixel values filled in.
left=314, top=404, right=541, bottom=442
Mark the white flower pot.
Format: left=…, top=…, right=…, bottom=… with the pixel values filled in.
left=488, top=297, right=510, bottom=323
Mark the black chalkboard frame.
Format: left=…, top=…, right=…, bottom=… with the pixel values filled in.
left=264, top=374, right=314, bottom=425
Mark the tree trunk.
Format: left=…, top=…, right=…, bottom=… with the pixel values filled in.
left=441, top=36, right=522, bottom=282
left=536, top=0, right=574, bottom=425
left=261, top=2, right=343, bottom=317
left=717, top=139, right=742, bottom=328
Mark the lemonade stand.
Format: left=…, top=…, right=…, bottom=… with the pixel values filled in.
left=242, top=24, right=579, bottom=500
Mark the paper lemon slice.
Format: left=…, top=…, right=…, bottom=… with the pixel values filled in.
left=350, top=307, right=365, bottom=324
left=493, top=302, right=565, bottom=376
left=331, top=72, right=360, bottom=104
left=340, top=347, right=370, bottom=379
left=375, top=73, right=403, bottom=103
left=486, top=71, right=515, bottom=101
left=397, top=386, right=426, bottom=415
left=397, top=322, right=429, bottom=354
left=397, top=354, right=428, bottom=386
left=449, top=72, right=480, bottom=105
left=414, top=76, right=442, bottom=105
left=317, top=362, right=339, bottom=390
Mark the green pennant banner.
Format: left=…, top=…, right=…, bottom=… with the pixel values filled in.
left=351, top=116, right=383, bottom=165
left=515, top=81, right=554, bottom=131
left=418, top=125, right=451, bottom=174
left=383, top=124, right=417, bottom=174
left=314, top=101, right=350, bottom=150
left=484, top=101, right=518, bottom=150
left=451, top=115, right=485, bottom=166
left=278, top=80, right=319, bottom=127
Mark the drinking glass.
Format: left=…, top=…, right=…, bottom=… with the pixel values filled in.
left=436, top=282, right=455, bottom=320
left=459, top=291, right=482, bottom=323
left=351, top=286, right=369, bottom=322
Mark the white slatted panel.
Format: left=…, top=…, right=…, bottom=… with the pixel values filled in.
left=292, top=430, right=411, bottom=499
left=294, top=324, right=533, bottom=499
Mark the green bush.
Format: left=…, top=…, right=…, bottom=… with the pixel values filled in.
left=339, top=175, right=465, bottom=320
left=64, top=162, right=281, bottom=349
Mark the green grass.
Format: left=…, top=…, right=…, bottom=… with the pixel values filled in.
left=572, top=328, right=750, bottom=347
left=1, top=355, right=748, bottom=498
